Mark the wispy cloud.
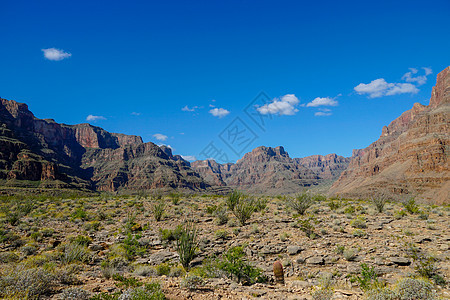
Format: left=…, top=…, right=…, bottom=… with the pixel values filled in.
left=314, top=108, right=332, bottom=117
left=257, top=94, right=299, bottom=116
left=42, top=48, right=72, bottom=61
left=182, top=105, right=198, bottom=112
left=86, top=115, right=106, bottom=121
left=401, top=67, right=432, bottom=86
left=153, top=133, right=168, bottom=141
left=354, top=78, right=418, bottom=98
left=209, top=107, right=230, bottom=118
left=181, top=155, right=197, bottom=161
left=306, top=97, right=338, bottom=107
left=131, top=112, right=141, bottom=116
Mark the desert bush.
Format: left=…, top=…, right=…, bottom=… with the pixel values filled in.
left=70, top=234, right=93, bottom=246
left=395, top=277, right=435, bottom=299
left=168, top=265, right=185, bottom=277
left=21, top=244, right=37, bottom=256
left=311, top=288, right=333, bottom=300
left=217, top=246, right=266, bottom=284
left=350, top=216, right=367, bottom=228
left=370, top=193, right=388, bottom=213
left=232, top=196, right=256, bottom=226
left=254, top=197, right=268, bottom=212
left=152, top=201, right=165, bottom=221
left=298, top=215, right=318, bottom=239
left=134, top=265, right=156, bottom=277
left=286, top=192, right=315, bottom=215
left=214, top=205, right=229, bottom=225
left=156, top=263, right=171, bottom=276
left=402, top=197, right=419, bottom=214
left=176, top=222, right=199, bottom=270
left=117, top=282, right=165, bottom=300
left=0, top=265, right=54, bottom=299
left=122, top=232, right=146, bottom=260
left=158, top=225, right=183, bottom=243
left=61, top=242, right=92, bottom=264
left=180, top=274, right=204, bottom=290
left=343, top=248, right=358, bottom=261
left=59, top=287, right=91, bottom=300
left=353, top=263, right=379, bottom=291
left=169, top=192, right=181, bottom=205
left=0, top=251, right=19, bottom=263
left=215, top=229, right=229, bottom=240
left=205, top=204, right=217, bottom=215
left=365, top=287, right=397, bottom=300
left=226, top=190, right=242, bottom=211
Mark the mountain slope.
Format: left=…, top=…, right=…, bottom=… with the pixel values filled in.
left=0, top=97, right=208, bottom=191
left=330, top=66, right=450, bottom=204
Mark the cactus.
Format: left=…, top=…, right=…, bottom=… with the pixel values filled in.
left=273, top=260, right=284, bottom=284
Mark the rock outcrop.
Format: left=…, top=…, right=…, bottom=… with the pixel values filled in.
left=294, top=154, right=351, bottom=181
left=0, top=97, right=208, bottom=191
left=331, top=66, right=450, bottom=204
left=192, top=146, right=349, bottom=194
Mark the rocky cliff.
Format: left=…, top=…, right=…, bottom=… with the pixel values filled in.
left=331, top=66, right=450, bottom=204
left=0, top=97, right=208, bottom=191
left=192, top=146, right=349, bottom=194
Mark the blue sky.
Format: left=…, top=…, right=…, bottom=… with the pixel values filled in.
left=1, top=0, right=449, bottom=162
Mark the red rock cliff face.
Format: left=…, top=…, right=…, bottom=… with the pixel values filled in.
left=294, top=154, right=350, bottom=181
left=0, top=97, right=205, bottom=191
left=331, top=66, right=450, bottom=204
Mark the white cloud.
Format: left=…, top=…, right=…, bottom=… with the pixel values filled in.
left=314, top=111, right=332, bottom=117
left=306, top=97, right=338, bottom=107
left=131, top=112, right=141, bottom=116
left=257, top=94, right=299, bottom=116
left=354, top=78, right=419, bottom=98
left=86, top=115, right=106, bottom=121
left=182, top=105, right=198, bottom=112
left=42, top=48, right=72, bottom=61
left=401, top=67, right=432, bottom=86
left=209, top=107, right=230, bottom=118
left=181, top=155, right=197, bottom=161
left=153, top=133, right=168, bottom=141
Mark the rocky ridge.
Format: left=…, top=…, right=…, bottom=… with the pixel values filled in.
left=331, top=66, right=450, bottom=204
left=0, top=98, right=208, bottom=191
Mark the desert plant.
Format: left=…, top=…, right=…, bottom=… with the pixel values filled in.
left=0, top=266, right=54, bottom=299
left=370, top=193, right=388, bottom=213
left=273, top=260, right=284, bottom=284
left=395, top=277, right=435, bottom=299
left=311, top=288, right=333, bottom=300
left=214, top=204, right=229, bottom=225
left=59, top=287, right=91, bottom=300
left=226, top=190, right=242, bottom=211
left=343, top=248, right=358, bottom=261
left=118, top=282, right=165, bottom=300
left=353, top=263, right=379, bottom=291
left=287, top=192, right=315, bottom=215
left=61, top=242, right=92, bottom=264
left=232, top=196, right=256, bottom=226
left=152, top=201, right=165, bottom=221
left=180, top=274, right=204, bottom=290
left=298, top=215, right=318, bottom=239
left=403, top=197, right=419, bottom=214
left=169, top=192, right=181, bottom=205
left=217, top=246, right=266, bottom=284
left=176, top=222, right=199, bottom=270
left=365, top=287, right=397, bottom=300
left=350, top=216, right=367, bottom=228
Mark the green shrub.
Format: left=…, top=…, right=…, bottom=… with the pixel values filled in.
left=226, top=190, right=242, bottom=211
left=214, top=205, right=229, bottom=225
left=298, top=215, right=318, bottom=239
left=365, top=287, right=397, bottom=300
left=59, top=287, right=91, bottom=300
left=118, top=282, right=165, bottom=300
left=152, top=201, right=165, bottom=221
left=156, top=263, right=171, bottom=276
left=217, top=246, right=266, bottom=284
left=169, top=192, right=181, bottom=205
left=370, top=194, right=388, bottom=213
left=180, top=274, right=204, bottom=290
left=353, top=263, right=379, bottom=291
left=311, top=288, right=333, bottom=300
left=350, top=216, right=367, bottom=228
left=176, top=223, right=199, bottom=270
left=395, top=277, right=435, bottom=299
left=61, top=242, right=92, bottom=264
left=232, top=196, right=256, bottom=226
left=286, top=192, right=315, bottom=215
left=403, top=197, right=419, bottom=214
left=0, top=266, right=54, bottom=299
left=122, top=233, right=146, bottom=260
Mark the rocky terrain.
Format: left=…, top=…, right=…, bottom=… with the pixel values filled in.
left=0, top=98, right=208, bottom=192
left=192, top=147, right=350, bottom=194
left=0, top=192, right=448, bottom=299
left=331, top=67, right=450, bottom=204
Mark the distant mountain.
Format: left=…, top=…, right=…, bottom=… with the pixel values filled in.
left=0, top=98, right=208, bottom=191
left=331, top=66, right=450, bottom=204
left=192, top=146, right=350, bottom=194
